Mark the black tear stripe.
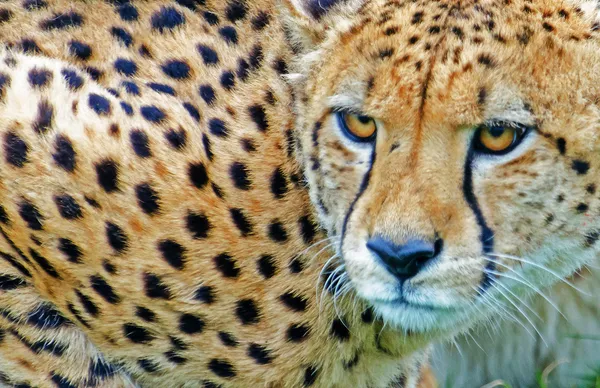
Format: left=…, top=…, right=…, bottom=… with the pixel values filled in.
left=463, top=147, right=495, bottom=293
left=340, top=149, right=376, bottom=253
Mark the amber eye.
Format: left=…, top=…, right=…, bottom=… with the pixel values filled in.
left=474, top=122, right=530, bottom=155
left=336, top=112, right=377, bottom=143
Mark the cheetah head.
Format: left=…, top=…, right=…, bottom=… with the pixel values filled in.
left=281, top=0, right=600, bottom=334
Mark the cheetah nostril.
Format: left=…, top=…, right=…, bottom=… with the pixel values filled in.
left=366, top=237, right=442, bottom=281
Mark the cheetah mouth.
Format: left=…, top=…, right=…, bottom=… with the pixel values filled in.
left=371, top=297, right=459, bottom=312
left=369, top=296, right=472, bottom=333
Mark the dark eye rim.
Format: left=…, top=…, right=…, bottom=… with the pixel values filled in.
left=335, top=111, right=377, bottom=143
left=472, top=121, right=534, bottom=156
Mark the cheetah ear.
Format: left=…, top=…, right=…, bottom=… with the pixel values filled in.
left=278, top=0, right=365, bottom=53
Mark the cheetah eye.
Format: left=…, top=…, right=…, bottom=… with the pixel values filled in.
left=473, top=122, right=531, bottom=155
left=336, top=111, right=377, bottom=143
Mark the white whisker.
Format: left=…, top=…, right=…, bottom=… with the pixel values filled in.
left=490, top=252, right=591, bottom=296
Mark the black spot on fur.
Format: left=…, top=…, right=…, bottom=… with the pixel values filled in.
left=33, top=99, right=54, bottom=133
left=289, top=256, right=304, bottom=274
left=279, top=291, right=307, bottom=312
left=52, top=135, right=76, bottom=172
left=287, top=323, right=309, bottom=342
left=203, top=11, right=219, bottom=25
left=187, top=211, right=211, bottom=239
left=89, top=358, right=117, bottom=379
left=61, top=68, right=83, bottom=90
left=189, top=162, right=209, bottom=189
left=202, top=133, right=214, bottom=161
left=248, top=343, right=273, bottom=364
left=158, top=240, right=186, bottom=270
left=0, top=206, right=9, bottom=225
left=19, top=200, right=44, bottom=230
left=88, top=93, right=111, bottom=115
left=148, top=82, right=175, bottom=96
left=330, top=318, right=350, bottom=341
left=576, top=203, right=589, bottom=213
left=130, top=129, right=151, bottom=157
left=140, top=106, right=166, bottom=123
left=0, top=274, right=25, bottom=290
left=252, top=12, right=270, bottom=30
left=220, top=70, right=236, bottom=90
left=95, top=159, right=120, bottom=192
left=111, top=27, right=133, bottom=47
left=4, top=133, right=29, bottom=167
left=209, top=118, right=228, bottom=137
left=218, top=331, right=238, bottom=347
left=105, top=221, right=128, bottom=253
left=69, top=40, right=92, bottom=60
left=175, top=0, right=205, bottom=11
left=298, top=216, right=317, bottom=244
left=219, top=26, right=238, bottom=44
left=136, top=183, right=160, bottom=215
left=304, top=365, right=319, bottom=386
left=229, top=162, right=251, bottom=190
left=138, top=358, right=159, bottom=373
left=0, top=251, right=31, bottom=278
left=116, top=3, right=138, bottom=21
left=54, top=194, right=83, bottom=219
left=29, top=248, right=61, bottom=278
left=248, top=45, right=263, bottom=70
left=230, top=208, right=253, bottom=236
left=194, top=285, right=215, bottom=304
left=151, top=6, right=185, bottom=32
left=268, top=220, right=288, bottom=242
left=257, top=255, right=277, bottom=279
left=60, top=240, right=82, bottom=264
left=165, top=128, right=187, bottom=149
left=90, top=274, right=120, bottom=304
left=198, top=44, right=219, bottom=65
left=27, top=304, right=68, bottom=328
left=235, top=299, right=259, bottom=324
left=361, top=307, right=374, bottom=323
left=123, top=323, right=154, bottom=343
left=208, top=359, right=236, bottom=378
left=162, top=60, right=190, bottom=79
left=40, top=11, right=83, bottom=30
left=51, top=374, right=76, bottom=388
left=199, top=84, right=216, bottom=105
left=114, top=58, right=137, bottom=76
left=225, top=0, right=247, bottom=22
left=20, top=38, right=42, bottom=54
left=248, top=105, right=268, bottom=132
left=572, top=160, right=590, bottom=175
left=179, top=313, right=205, bottom=334
left=23, top=0, right=47, bottom=11
left=144, top=273, right=171, bottom=299
left=214, top=253, right=240, bottom=278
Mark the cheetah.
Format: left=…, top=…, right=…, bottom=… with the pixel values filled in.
left=0, top=0, right=597, bottom=387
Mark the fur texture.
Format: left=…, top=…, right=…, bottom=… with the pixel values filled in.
left=0, top=0, right=597, bottom=387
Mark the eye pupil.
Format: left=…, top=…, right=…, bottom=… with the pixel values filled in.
left=488, top=125, right=506, bottom=138
left=358, top=115, right=371, bottom=124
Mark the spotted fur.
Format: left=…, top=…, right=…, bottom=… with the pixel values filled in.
left=0, top=0, right=597, bottom=387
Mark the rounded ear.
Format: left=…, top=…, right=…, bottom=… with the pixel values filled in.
left=278, top=0, right=364, bottom=53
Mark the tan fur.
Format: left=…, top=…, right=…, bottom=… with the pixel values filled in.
left=0, top=0, right=597, bottom=387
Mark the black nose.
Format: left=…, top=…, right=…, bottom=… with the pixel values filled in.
left=366, top=237, right=442, bottom=281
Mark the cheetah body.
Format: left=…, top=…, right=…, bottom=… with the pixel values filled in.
left=0, top=0, right=597, bottom=387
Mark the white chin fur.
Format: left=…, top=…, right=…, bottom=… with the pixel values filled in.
left=359, top=236, right=598, bottom=335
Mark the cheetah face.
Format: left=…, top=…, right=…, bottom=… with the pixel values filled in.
left=284, top=0, right=600, bottom=333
